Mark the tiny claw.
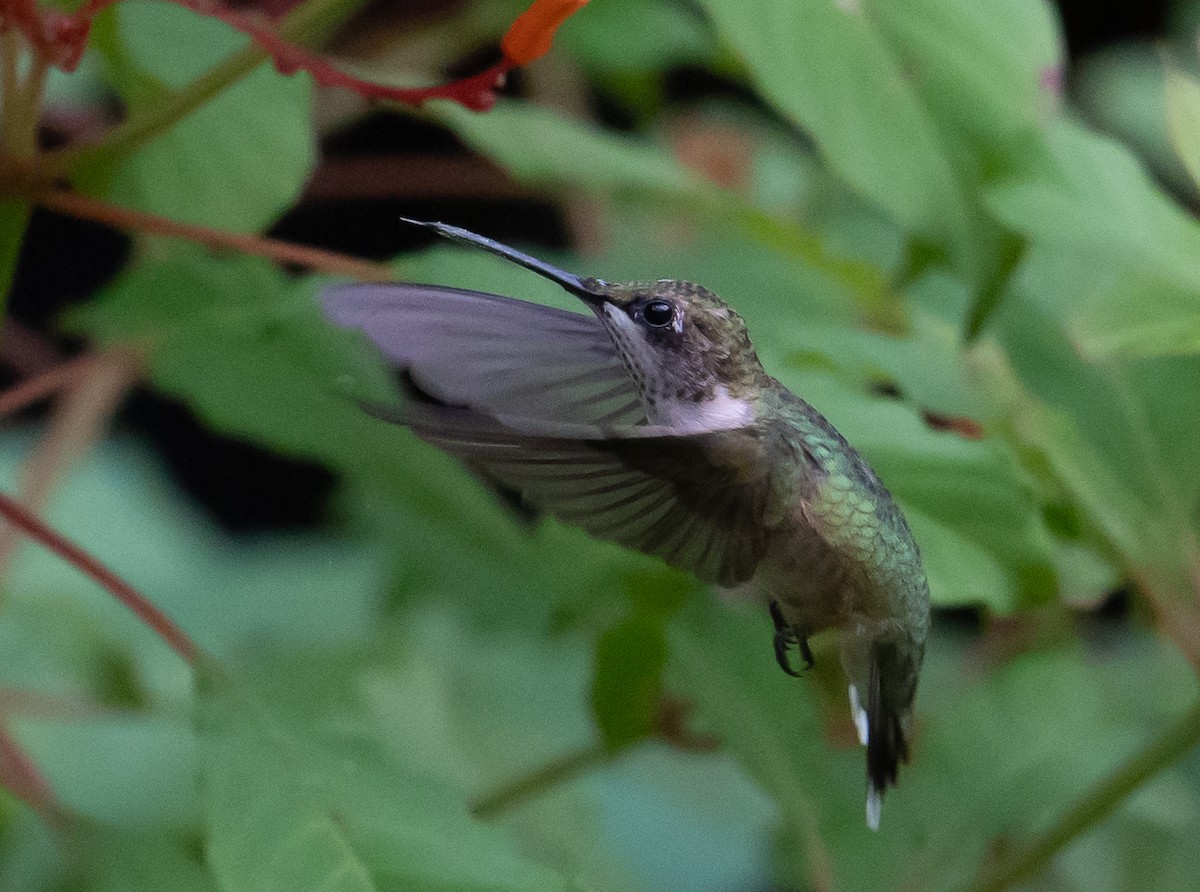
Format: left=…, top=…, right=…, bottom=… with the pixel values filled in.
left=798, top=635, right=816, bottom=671
left=774, top=628, right=805, bottom=677
left=769, top=601, right=813, bottom=677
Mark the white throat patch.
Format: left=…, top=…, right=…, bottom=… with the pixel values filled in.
left=655, top=384, right=755, bottom=432
left=601, top=303, right=755, bottom=433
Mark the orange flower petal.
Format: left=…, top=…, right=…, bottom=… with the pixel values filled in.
left=500, top=0, right=589, bottom=66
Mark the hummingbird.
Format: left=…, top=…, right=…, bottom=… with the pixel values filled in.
left=322, top=219, right=931, bottom=829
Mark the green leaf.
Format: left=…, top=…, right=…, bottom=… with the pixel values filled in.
left=1166, top=63, right=1200, bottom=191
left=995, top=253, right=1200, bottom=521
left=66, top=824, right=215, bottom=892
left=85, top=0, right=314, bottom=232
left=1073, top=46, right=1192, bottom=196
left=986, top=119, right=1200, bottom=359
left=695, top=0, right=979, bottom=277
left=668, top=598, right=1198, bottom=892
left=431, top=102, right=894, bottom=321
left=65, top=246, right=420, bottom=502
left=591, top=612, right=668, bottom=752
left=435, top=100, right=717, bottom=203
left=560, top=0, right=715, bottom=77
left=864, top=0, right=1062, bottom=149
left=197, top=658, right=572, bottom=892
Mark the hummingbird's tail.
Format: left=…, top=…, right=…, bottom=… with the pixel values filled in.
left=848, top=637, right=922, bottom=830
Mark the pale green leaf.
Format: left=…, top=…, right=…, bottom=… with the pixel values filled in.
left=198, top=660, right=572, bottom=892
left=1165, top=63, right=1200, bottom=192
left=431, top=102, right=893, bottom=317
left=864, top=0, right=1063, bottom=148
left=986, top=119, right=1200, bottom=359
left=86, top=0, right=314, bottom=232
left=695, top=0, right=979, bottom=276
left=668, top=600, right=1198, bottom=892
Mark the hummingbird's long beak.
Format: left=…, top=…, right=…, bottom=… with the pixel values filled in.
left=400, top=218, right=610, bottom=305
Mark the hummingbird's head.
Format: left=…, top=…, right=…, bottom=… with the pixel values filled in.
left=402, top=219, right=770, bottom=427
left=585, top=280, right=770, bottom=416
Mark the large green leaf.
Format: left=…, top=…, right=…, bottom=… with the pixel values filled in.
left=432, top=102, right=895, bottom=319
left=64, top=824, right=215, bottom=892
left=864, top=0, right=1062, bottom=150
left=1165, top=64, right=1200, bottom=191
left=197, top=658, right=572, bottom=892
left=695, top=0, right=979, bottom=277
left=65, top=246, right=430, bottom=504
left=986, top=120, right=1200, bottom=359
left=667, top=598, right=1199, bottom=892
left=85, top=0, right=314, bottom=232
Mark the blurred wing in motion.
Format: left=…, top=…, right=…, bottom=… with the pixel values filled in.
left=397, top=402, right=781, bottom=586
left=322, top=283, right=645, bottom=427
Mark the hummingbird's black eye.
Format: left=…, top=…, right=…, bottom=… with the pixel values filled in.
left=641, top=299, right=674, bottom=328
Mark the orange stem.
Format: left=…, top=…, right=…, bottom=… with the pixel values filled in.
left=36, top=190, right=394, bottom=282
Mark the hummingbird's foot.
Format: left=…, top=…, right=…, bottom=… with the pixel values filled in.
left=769, top=601, right=814, bottom=677
left=798, top=634, right=815, bottom=670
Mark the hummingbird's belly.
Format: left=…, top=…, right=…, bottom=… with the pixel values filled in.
left=754, top=530, right=870, bottom=637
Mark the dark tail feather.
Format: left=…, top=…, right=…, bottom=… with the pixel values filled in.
left=864, top=639, right=919, bottom=830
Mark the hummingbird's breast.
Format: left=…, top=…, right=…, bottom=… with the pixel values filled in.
left=751, top=390, right=930, bottom=645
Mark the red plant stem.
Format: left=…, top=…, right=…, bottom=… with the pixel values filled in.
left=38, top=190, right=394, bottom=281
left=0, top=723, right=59, bottom=821
left=0, top=491, right=200, bottom=664
left=0, top=354, right=94, bottom=418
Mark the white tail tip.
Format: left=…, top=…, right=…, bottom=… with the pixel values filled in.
left=866, top=782, right=882, bottom=831
left=848, top=684, right=869, bottom=746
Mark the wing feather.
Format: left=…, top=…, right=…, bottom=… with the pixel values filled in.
left=402, top=402, right=781, bottom=585
left=323, top=283, right=644, bottom=427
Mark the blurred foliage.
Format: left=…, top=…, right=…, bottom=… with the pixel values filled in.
left=4, top=0, right=1200, bottom=890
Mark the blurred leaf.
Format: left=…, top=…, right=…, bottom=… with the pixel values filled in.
left=668, top=598, right=1199, bottom=892
left=0, top=809, right=62, bottom=892
left=986, top=120, right=1200, bottom=359
left=560, top=0, right=715, bottom=77
left=14, top=716, right=196, bottom=829
left=65, top=823, right=214, bottom=892
left=591, top=613, right=667, bottom=752
left=360, top=607, right=652, bottom=892
left=1165, top=63, right=1200, bottom=191
left=435, top=100, right=707, bottom=198
left=84, top=0, right=314, bottom=231
left=197, top=658, right=572, bottom=892
left=695, top=0, right=979, bottom=277
left=620, top=567, right=696, bottom=618
left=66, top=246, right=414, bottom=499
left=864, top=0, right=1062, bottom=148
left=994, top=266, right=1200, bottom=527
left=1074, top=46, right=1193, bottom=195
left=432, top=102, right=894, bottom=319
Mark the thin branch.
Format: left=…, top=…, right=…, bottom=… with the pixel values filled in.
left=37, top=190, right=393, bottom=281
left=0, top=354, right=94, bottom=418
left=965, top=697, right=1200, bottom=892
left=0, top=31, right=21, bottom=156
left=0, top=491, right=200, bottom=664
left=471, top=742, right=612, bottom=820
left=0, top=347, right=139, bottom=584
